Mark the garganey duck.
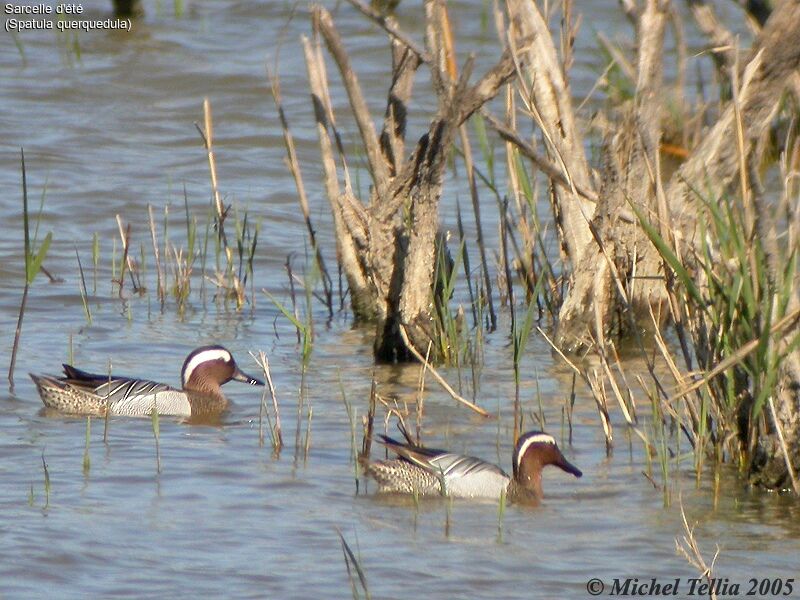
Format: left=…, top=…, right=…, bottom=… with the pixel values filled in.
left=30, top=345, right=264, bottom=418
left=363, top=430, right=582, bottom=503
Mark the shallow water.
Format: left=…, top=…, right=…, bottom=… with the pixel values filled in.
left=1, top=1, right=798, bottom=598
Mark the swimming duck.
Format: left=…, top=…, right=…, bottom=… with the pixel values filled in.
left=30, top=345, right=264, bottom=418
left=363, top=430, right=582, bottom=502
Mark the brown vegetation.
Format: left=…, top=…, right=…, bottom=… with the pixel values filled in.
left=281, top=1, right=800, bottom=491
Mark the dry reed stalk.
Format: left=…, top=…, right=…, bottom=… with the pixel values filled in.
left=482, top=111, right=600, bottom=206
left=537, top=326, right=581, bottom=376
left=669, top=7, right=687, bottom=101
left=360, top=376, right=377, bottom=460
left=169, top=245, right=193, bottom=311
left=688, top=1, right=736, bottom=76
left=576, top=60, right=617, bottom=114
left=459, top=113, right=496, bottom=331
left=317, top=39, right=351, bottom=161
left=398, top=324, right=489, bottom=417
left=114, top=215, right=134, bottom=297
left=197, top=98, right=228, bottom=249
left=186, top=130, right=246, bottom=311
left=675, top=498, right=719, bottom=600
left=415, top=342, right=432, bottom=442
left=567, top=372, right=576, bottom=444
left=608, top=341, right=639, bottom=421
left=646, top=303, right=704, bottom=449
left=539, top=325, right=624, bottom=449
left=641, top=470, right=660, bottom=489
left=103, top=361, right=112, bottom=443
left=602, top=361, right=653, bottom=450
left=596, top=32, right=635, bottom=81
left=147, top=204, right=165, bottom=303
left=597, top=345, right=652, bottom=449
left=252, top=350, right=283, bottom=453
left=587, top=369, right=614, bottom=451
left=437, top=0, right=457, bottom=81
left=268, top=66, right=333, bottom=316
left=767, top=397, right=799, bottom=494
left=503, top=87, right=534, bottom=281
left=499, top=198, right=515, bottom=321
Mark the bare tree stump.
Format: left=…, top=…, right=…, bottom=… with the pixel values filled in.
left=305, top=2, right=514, bottom=362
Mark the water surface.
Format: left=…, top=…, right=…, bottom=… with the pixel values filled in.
left=1, top=1, right=798, bottom=598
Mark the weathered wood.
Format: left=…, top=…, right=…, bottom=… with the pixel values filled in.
left=307, top=3, right=514, bottom=362
left=315, top=9, right=391, bottom=197
left=372, top=52, right=515, bottom=360
left=688, top=0, right=737, bottom=76
left=379, top=39, right=420, bottom=176
left=502, top=0, right=800, bottom=486
left=666, top=2, right=800, bottom=233
left=553, top=0, right=670, bottom=350
left=506, top=0, right=596, bottom=266
left=303, top=33, right=374, bottom=320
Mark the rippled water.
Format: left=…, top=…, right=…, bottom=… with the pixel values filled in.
left=2, top=1, right=798, bottom=598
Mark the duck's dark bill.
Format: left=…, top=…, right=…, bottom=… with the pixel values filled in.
left=557, top=456, right=583, bottom=478
left=232, top=369, right=265, bottom=386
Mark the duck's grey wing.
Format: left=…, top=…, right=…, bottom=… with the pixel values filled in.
left=60, top=364, right=175, bottom=401
left=378, top=435, right=507, bottom=478
left=96, top=378, right=192, bottom=416
left=94, top=378, right=176, bottom=405
left=427, top=453, right=509, bottom=478
left=428, top=453, right=511, bottom=499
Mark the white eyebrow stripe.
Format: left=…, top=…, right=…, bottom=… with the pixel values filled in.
left=182, top=349, right=231, bottom=384
left=515, top=433, right=556, bottom=467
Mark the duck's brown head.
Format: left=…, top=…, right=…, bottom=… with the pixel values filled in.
left=181, top=345, right=264, bottom=393
left=512, top=431, right=582, bottom=497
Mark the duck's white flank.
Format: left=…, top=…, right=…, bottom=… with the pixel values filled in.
left=182, top=348, right=232, bottom=385
left=514, top=433, right=556, bottom=467
left=110, top=390, right=192, bottom=417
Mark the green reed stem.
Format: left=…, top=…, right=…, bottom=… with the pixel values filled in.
left=339, top=370, right=359, bottom=488
left=92, top=232, right=99, bottom=294
left=100, top=361, right=111, bottom=444
left=41, top=451, right=50, bottom=510
left=497, top=487, right=507, bottom=543
left=337, top=528, right=371, bottom=600
left=83, top=417, right=91, bottom=475
left=75, top=246, right=92, bottom=324
left=151, top=405, right=161, bottom=474
left=9, top=149, right=51, bottom=386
